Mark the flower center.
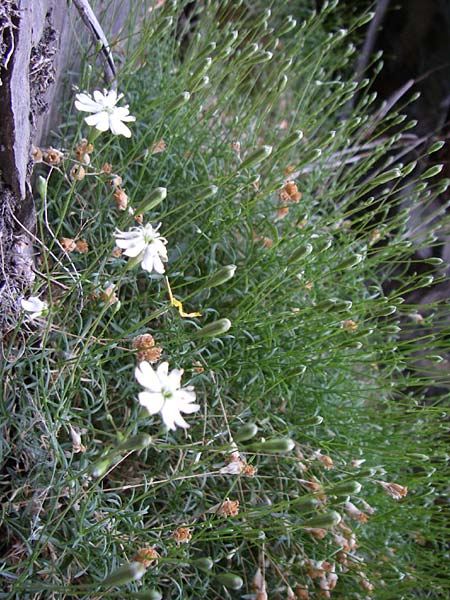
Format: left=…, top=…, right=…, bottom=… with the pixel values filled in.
left=162, top=388, right=173, bottom=400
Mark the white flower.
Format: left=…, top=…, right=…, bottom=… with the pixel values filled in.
left=74, top=89, right=136, bottom=137
left=21, top=296, right=48, bottom=319
left=114, top=222, right=168, bottom=273
left=135, top=361, right=200, bottom=431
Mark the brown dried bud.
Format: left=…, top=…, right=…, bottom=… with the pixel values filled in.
left=70, top=164, right=86, bottom=181
left=114, top=188, right=128, bottom=211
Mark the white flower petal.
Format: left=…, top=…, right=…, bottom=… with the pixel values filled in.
left=109, top=117, right=133, bottom=138
left=178, top=401, right=200, bottom=415
left=156, top=362, right=170, bottom=380
left=152, top=253, right=166, bottom=274
left=135, top=361, right=162, bottom=392
left=75, top=93, right=102, bottom=112
left=167, top=368, right=183, bottom=390
left=104, top=89, right=118, bottom=107
left=172, top=410, right=190, bottom=429
left=161, top=401, right=190, bottom=430
left=123, top=244, right=146, bottom=258
left=85, top=112, right=110, bottom=131
left=141, top=249, right=155, bottom=272
left=138, top=391, right=164, bottom=415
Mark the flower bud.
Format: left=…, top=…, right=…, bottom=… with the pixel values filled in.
left=203, top=184, right=218, bottom=198
left=278, top=15, right=297, bottom=36
left=190, top=57, right=212, bottom=82
left=102, top=561, right=146, bottom=586
left=244, top=51, right=273, bottom=66
left=420, top=164, right=444, bottom=179
left=192, top=557, right=214, bottom=573
left=277, top=74, right=288, bottom=93
left=277, top=129, right=304, bottom=154
left=250, top=437, right=295, bottom=453
left=293, top=496, right=319, bottom=512
left=424, top=257, right=443, bottom=265
left=154, top=16, right=174, bottom=37
left=402, top=160, right=417, bottom=176
left=216, top=573, right=244, bottom=590
left=302, top=511, right=342, bottom=529
left=90, top=456, right=115, bottom=478
left=166, top=91, right=191, bottom=114
left=369, top=168, right=402, bottom=187
left=328, top=480, right=362, bottom=497
left=135, top=187, right=167, bottom=214
left=375, top=304, right=397, bottom=317
left=202, top=265, right=236, bottom=289
left=337, top=254, right=364, bottom=269
left=232, top=423, right=258, bottom=442
left=239, top=145, right=272, bottom=171
left=192, top=318, right=231, bottom=339
left=116, top=433, right=153, bottom=453
left=36, top=175, right=48, bottom=201
left=288, top=243, right=313, bottom=264
left=301, top=415, right=324, bottom=426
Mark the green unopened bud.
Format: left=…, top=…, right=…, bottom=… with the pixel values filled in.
left=315, top=298, right=352, bottom=312
left=279, top=57, right=293, bottom=72
left=315, top=238, right=333, bottom=252
left=369, top=168, right=402, bottom=186
left=277, top=74, right=288, bottom=93
left=405, top=118, right=418, bottom=129
left=277, top=129, right=304, bottom=154
left=382, top=325, right=401, bottom=334
left=91, top=456, right=115, bottom=478
left=166, top=91, right=191, bottom=114
left=301, top=415, right=324, bottom=426
left=192, top=557, right=214, bottom=572
left=216, top=573, right=244, bottom=590
left=357, top=11, right=375, bottom=26
left=302, top=511, right=342, bottom=529
left=239, top=43, right=259, bottom=61
left=103, top=561, right=146, bottom=587
left=288, top=243, right=313, bottom=264
left=244, top=51, right=273, bottom=66
left=239, top=145, right=272, bottom=170
left=424, top=256, right=443, bottom=265
left=328, top=481, right=362, bottom=496
left=279, top=15, right=297, bottom=36
left=407, top=453, right=430, bottom=461
left=427, top=140, right=445, bottom=154
left=402, top=161, right=417, bottom=176
left=154, top=16, right=174, bottom=37
left=193, top=318, right=231, bottom=339
left=190, top=57, right=212, bottom=82
left=116, top=433, right=152, bottom=453
left=420, top=164, right=444, bottom=179
left=253, top=7, right=271, bottom=29
left=250, top=437, right=295, bottom=453
left=37, top=176, right=47, bottom=201
left=338, top=254, right=364, bottom=269
left=375, top=304, right=397, bottom=317
left=203, top=184, right=218, bottom=198
left=203, top=265, right=236, bottom=289
left=430, top=354, right=444, bottom=363
left=232, top=423, right=258, bottom=442
left=135, top=187, right=167, bottom=214
left=293, top=496, right=319, bottom=511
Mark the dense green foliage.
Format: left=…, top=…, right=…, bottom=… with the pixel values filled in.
left=1, top=1, right=448, bottom=598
